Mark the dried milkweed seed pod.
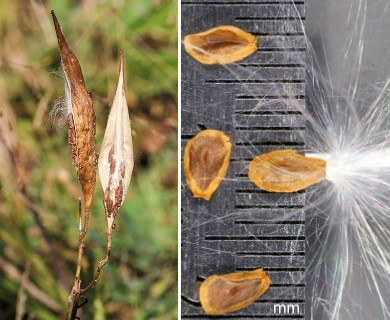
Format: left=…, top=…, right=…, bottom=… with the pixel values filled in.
left=248, top=150, right=326, bottom=192
left=52, top=11, right=96, bottom=233
left=98, top=49, right=134, bottom=235
left=200, top=269, right=271, bottom=315
left=184, top=130, right=232, bottom=200
left=183, top=25, right=257, bottom=65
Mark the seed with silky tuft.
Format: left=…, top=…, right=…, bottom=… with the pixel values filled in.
left=183, top=25, right=257, bottom=65
left=248, top=150, right=327, bottom=192
left=199, top=268, right=271, bottom=315
left=183, top=129, right=232, bottom=200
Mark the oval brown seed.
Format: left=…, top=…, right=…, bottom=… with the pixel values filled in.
left=248, top=150, right=327, bottom=192
left=183, top=130, right=232, bottom=200
left=199, top=268, right=271, bottom=315
left=183, top=25, right=257, bottom=64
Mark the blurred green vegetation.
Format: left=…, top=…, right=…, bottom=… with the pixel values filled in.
left=0, top=0, right=177, bottom=319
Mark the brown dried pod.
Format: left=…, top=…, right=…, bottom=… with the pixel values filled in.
left=183, top=25, right=257, bottom=64
left=183, top=130, right=232, bottom=200
left=52, top=11, right=96, bottom=229
left=200, top=268, right=271, bottom=315
left=248, top=150, right=326, bottom=192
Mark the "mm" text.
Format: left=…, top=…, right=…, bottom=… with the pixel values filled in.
left=274, top=304, right=300, bottom=315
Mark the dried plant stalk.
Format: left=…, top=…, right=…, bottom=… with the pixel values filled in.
left=81, top=49, right=134, bottom=295
left=183, top=129, right=231, bottom=200
left=184, top=25, right=257, bottom=64
left=200, top=269, right=271, bottom=315
left=52, top=11, right=96, bottom=237
left=248, top=150, right=327, bottom=192
left=52, top=11, right=98, bottom=319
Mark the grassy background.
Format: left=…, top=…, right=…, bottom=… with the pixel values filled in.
left=0, top=0, right=177, bottom=319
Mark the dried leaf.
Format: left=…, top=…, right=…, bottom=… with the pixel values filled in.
left=248, top=150, right=326, bottom=192
left=52, top=11, right=97, bottom=216
left=200, top=269, right=271, bottom=315
left=184, top=25, right=257, bottom=64
left=98, top=49, right=134, bottom=234
left=183, top=130, right=232, bottom=200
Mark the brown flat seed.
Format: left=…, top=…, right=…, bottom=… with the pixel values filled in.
left=248, top=150, right=327, bottom=192
left=199, top=269, right=271, bottom=315
left=183, top=130, right=232, bottom=200
left=184, top=25, right=257, bottom=64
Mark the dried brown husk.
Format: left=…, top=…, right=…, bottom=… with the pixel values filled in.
left=199, top=269, right=271, bottom=315
left=52, top=12, right=96, bottom=221
left=248, top=150, right=326, bottom=192
left=184, top=25, right=257, bottom=64
left=183, top=130, right=231, bottom=200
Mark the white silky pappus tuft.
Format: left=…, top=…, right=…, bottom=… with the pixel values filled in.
left=302, top=1, right=390, bottom=318
left=48, top=72, right=73, bottom=131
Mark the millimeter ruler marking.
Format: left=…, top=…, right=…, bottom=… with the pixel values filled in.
left=181, top=1, right=306, bottom=318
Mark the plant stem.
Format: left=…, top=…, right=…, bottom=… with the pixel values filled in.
left=65, top=199, right=85, bottom=320
left=80, top=208, right=90, bottom=240
left=81, top=233, right=112, bottom=294
left=66, top=282, right=80, bottom=320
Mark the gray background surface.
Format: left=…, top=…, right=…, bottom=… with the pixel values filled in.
left=181, top=1, right=306, bottom=319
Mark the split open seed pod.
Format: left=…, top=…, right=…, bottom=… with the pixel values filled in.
left=98, top=49, right=134, bottom=235
left=248, top=150, right=326, bottom=192
left=184, top=25, right=257, bottom=64
left=200, top=268, right=271, bottom=315
left=183, top=129, right=232, bottom=200
left=52, top=11, right=96, bottom=222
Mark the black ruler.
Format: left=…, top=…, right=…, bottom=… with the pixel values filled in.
left=181, top=1, right=306, bottom=318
